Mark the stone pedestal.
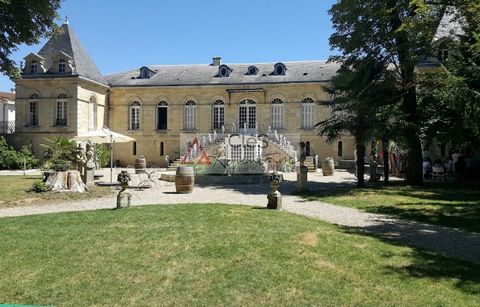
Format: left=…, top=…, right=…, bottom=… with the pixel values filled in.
left=267, top=191, right=282, bottom=210
left=369, top=161, right=378, bottom=182
left=297, top=165, right=308, bottom=192
left=116, top=192, right=131, bottom=209
left=82, top=161, right=95, bottom=185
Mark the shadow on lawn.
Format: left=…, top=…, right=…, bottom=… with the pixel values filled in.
left=340, top=224, right=480, bottom=295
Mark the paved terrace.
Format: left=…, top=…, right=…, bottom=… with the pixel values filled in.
left=0, top=169, right=479, bottom=265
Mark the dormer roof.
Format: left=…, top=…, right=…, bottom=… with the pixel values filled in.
left=433, top=6, right=466, bottom=44
left=28, top=23, right=108, bottom=85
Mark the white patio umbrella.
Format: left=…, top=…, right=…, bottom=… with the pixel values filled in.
left=72, top=126, right=135, bottom=182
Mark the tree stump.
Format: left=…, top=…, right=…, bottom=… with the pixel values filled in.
left=45, top=171, right=87, bottom=193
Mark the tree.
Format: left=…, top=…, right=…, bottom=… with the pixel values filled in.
left=0, top=0, right=62, bottom=78
left=328, top=0, right=444, bottom=185
left=317, top=57, right=398, bottom=187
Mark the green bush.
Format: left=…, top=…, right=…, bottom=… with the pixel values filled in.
left=94, top=144, right=110, bottom=167
left=31, top=181, right=48, bottom=193
left=41, top=137, right=80, bottom=170
left=52, top=159, right=71, bottom=172
left=0, top=137, right=39, bottom=170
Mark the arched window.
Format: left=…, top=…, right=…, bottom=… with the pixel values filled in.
left=156, top=101, right=168, bottom=130
left=271, top=98, right=284, bottom=129
left=88, top=96, right=97, bottom=131
left=212, top=99, right=224, bottom=130
left=301, top=97, right=314, bottom=129
left=160, top=141, right=165, bottom=156
left=246, top=66, right=258, bottom=75
left=273, top=63, right=286, bottom=75
left=129, top=101, right=141, bottom=130
left=28, top=94, right=39, bottom=126
left=30, top=60, right=38, bottom=74
left=56, top=93, right=68, bottom=126
left=58, top=59, right=66, bottom=73
left=239, top=99, right=256, bottom=130
left=184, top=100, right=196, bottom=131
left=338, top=141, right=343, bottom=157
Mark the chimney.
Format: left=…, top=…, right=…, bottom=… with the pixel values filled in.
left=212, top=57, right=221, bottom=66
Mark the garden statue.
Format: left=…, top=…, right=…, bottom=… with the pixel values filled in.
left=82, top=142, right=95, bottom=185
left=267, top=171, right=283, bottom=209
left=222, top=125, right=225, bottom=134
left=297, top=142, right=308, bottom=192
left=116, top=170, right=131, bottom=209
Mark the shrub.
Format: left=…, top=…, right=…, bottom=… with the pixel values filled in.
left=0, top=137, right=39, bottom=170
left=52, top=159, right=71, bottom=172
left=31, top=181, right=48, bottom=193
left=40, top=137, right=81, bottom=170
left=94, top=143, right=110, bottom=167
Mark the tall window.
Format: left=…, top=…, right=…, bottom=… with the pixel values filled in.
left=29, top=94, right=39, bottom=126
left=58, top=59, right=66, bottom=73
left=88, top=96, right=97, bottom=130
left=156, top=101, right=168, bottom=130
left=30, top=60, right=38, bottom=74
left=239, top=99, right=256, bottom=130
left=301, top=97, right=314, bottom=129
left=212, top=99, right=224, bottom=130
left=129, top=101, right=141, bottom=130
left=56, top=94, right=68, bottom=126
left=184, top=100, right=196, bottom=131
left=338, top=141, right=343, bottom=157
left=271, top=98, right=284, bottom=129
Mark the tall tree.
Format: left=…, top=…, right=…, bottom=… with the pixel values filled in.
left=318, top=58, right=397, bottom=187
left=328, top=0, right=443, bottom=185
left=0, top=0, right=62, bottom=78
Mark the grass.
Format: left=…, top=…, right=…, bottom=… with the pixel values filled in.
left=0, top=204, right=479, bottom=306
left=303, top=181, right=480, bottom=233
left=0, top=176, right=114, bottom=209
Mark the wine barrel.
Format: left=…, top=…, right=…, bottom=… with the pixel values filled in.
left=175, top=166, right=194, bottom=194
left=322, top=157, right=335, bottom=176
left=135, top=155, right=146, bottom=174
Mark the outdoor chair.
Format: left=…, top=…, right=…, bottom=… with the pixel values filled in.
left=432, top=165, right=445, bottom=181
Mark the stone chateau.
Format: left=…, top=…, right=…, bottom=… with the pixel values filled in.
left=8, top=20, right=354, bottom=167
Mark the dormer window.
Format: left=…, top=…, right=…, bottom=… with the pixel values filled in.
left=138, top=66, right=155, bottom=79
left=273, top=63, right=286, bottom=75
left=58, top=59, right=66, bottom=73
left=246, top=66, right=258, bottom=75
left=30, top=60, right=38, bottom=74
left=218, top=65, right=231, bottom=77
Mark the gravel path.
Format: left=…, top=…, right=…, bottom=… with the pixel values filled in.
left=1, top=170, right=479, bottom=264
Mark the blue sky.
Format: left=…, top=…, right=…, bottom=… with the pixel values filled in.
left=0, top=0, right=337, bottom=91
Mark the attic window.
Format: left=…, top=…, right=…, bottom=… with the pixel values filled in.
left=30, top=60, right=38, bottom=74
left=139, top=66, right=155, bottom=79
left=218, top=65, right=231, bottom=77
left=58, top=59, right=66, bottom=73
left=246, top=66, right=258, bottom=75
left=273, top=63, right=286, bottom=75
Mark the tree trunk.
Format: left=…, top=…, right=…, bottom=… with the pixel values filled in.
left=382, top=138, right=389, bottom=184
left=356, top=142, right=366, bottom=188
left=403, top=87, right=424, bottom=185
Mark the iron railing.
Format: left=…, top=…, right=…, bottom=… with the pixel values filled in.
left=0, top=121, right=15, bottom=134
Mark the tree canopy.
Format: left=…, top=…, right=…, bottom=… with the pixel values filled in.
left=0, top=0, right=62, bottom=78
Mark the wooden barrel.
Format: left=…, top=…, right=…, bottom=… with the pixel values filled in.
left=322, top=157, right=335, bottom=176
left=175, top=166, right=194, bottom=194
left=135, top=155, right=146, bottom=174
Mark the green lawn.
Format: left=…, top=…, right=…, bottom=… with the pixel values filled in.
left=303, top=181, right=480, bottom=233
left=0, top=176, right=113, bottom=209
left=0, top=204, right=479, bottom=306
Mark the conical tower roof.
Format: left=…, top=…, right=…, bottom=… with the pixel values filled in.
left=37, top=22, right=108, bottom=85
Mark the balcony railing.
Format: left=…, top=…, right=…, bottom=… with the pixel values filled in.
left=0, top=121, right=15, bottom=134
left=55, top=118, right=68, bottom=126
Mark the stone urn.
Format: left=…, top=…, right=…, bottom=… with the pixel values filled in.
left=267, top=172, right=283, bottom=210
left=116, top=170, right=131, bottom=209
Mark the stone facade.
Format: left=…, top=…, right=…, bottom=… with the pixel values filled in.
left=10, top=22, right=355, bottom=166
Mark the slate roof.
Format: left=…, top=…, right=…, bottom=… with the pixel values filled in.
left=433, top=6, right=466, bottom=43
left=25, top=23, right=108, bottom=85
left=106, top=61, right=340, bottom=87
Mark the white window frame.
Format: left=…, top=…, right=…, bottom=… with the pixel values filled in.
left=271, top=98, right=284, bottom=129
left=238, top=99, right=257, bottom=131
left=88, top=96, right=97, bottom=131
left=184, top=100, right=196, bottom=131
left=129, top=101, right=141, bottom=130
left=301, top=97, right=315, bottom=129
left=28, top=94, right=39, bottom=126
left=58, top=59, right=66, bottom=73
left=56, top=94, right=68, bottom=126
left=30, top=61, right=38, bottom=74
left=212, top=100, right=224, bottom=130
